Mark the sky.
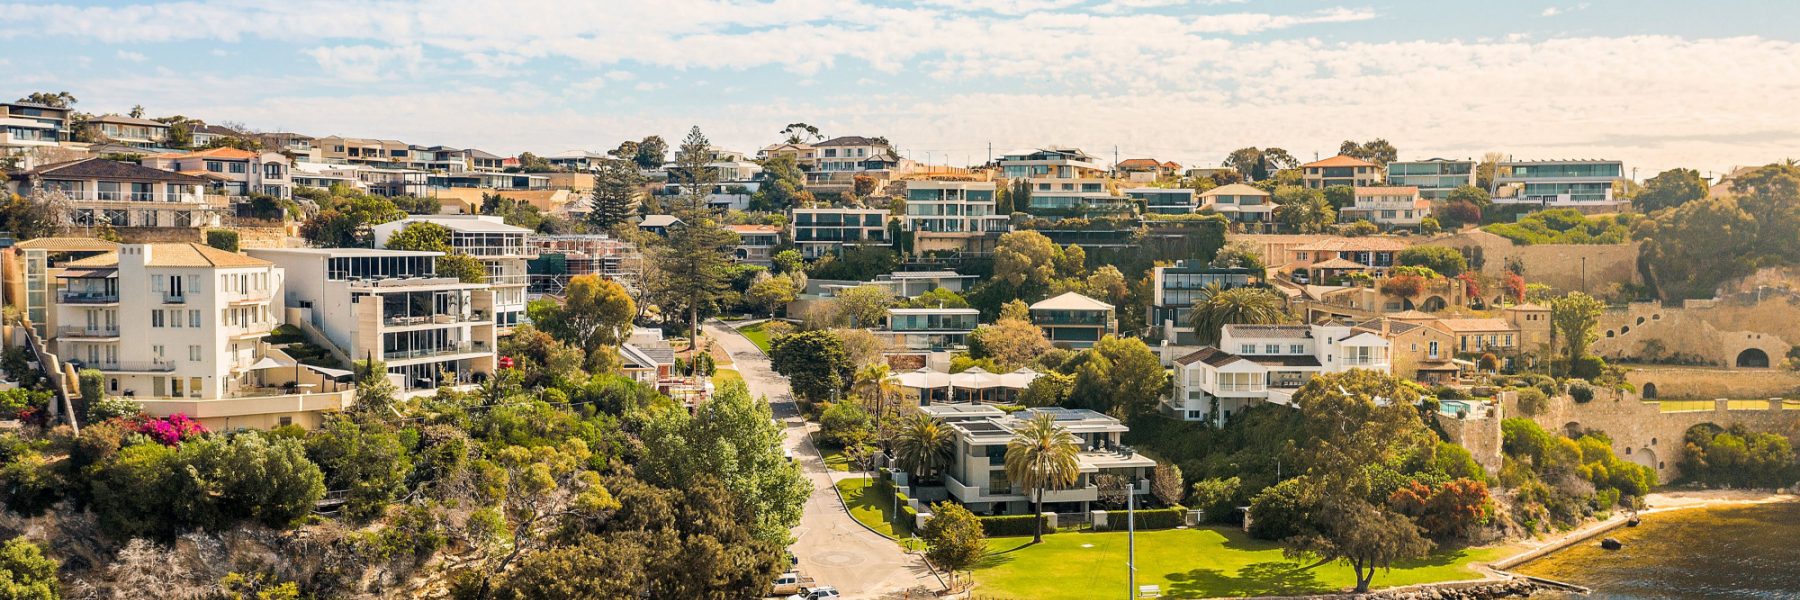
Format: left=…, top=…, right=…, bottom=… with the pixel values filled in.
left=4, top=0, right=1799, bottom=178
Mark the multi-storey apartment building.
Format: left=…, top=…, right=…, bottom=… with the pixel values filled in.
left=373, top=215, right=535, bottom=331
left=1149, top=262, right=1263, bottom=344
left=86, top=115, right=171, bottom=148
left=7, top=158, right=217, bottom=230
left=143, top=147, right=292, bottom=199
left=902, top=180, right=1010, bottom=255
left=1030, top=292, right=1116, bottom=349
left=547, top=150, right=607, bottom=172
left=787, top=207, right=888, bottom=258
left=922, top=404, right=1154, bottom=515
left=1492, top=159, right=1625, bottom=209
left=1340, top=186, right=1429, bottom=228
left=1000, top=147, right=1128, bottom=218
left=812, top=136, right=899, bottom=174
left=411, top=145, right=468, bottom=173
left=1126, top=187, right=1197, bottom=215
left=1300, top=154, right=1382, bottom=189
left=357, top=167, right=431, bottom=197
left=247, top=248, right=498, bottom=391
left=467, top=149, right=506, bottom=172
left=878, top=307, right=980, bottom=351
left=1386, top=159, right=1475, bottom=200
left=1167, top=322, right=1392, bottom=423
left=0, top=102, right=71, bottom=154
left=48, top=243, right=348, bottom=429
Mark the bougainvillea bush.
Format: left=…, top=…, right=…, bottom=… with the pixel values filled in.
left=135, top=413, right=208, bottom=446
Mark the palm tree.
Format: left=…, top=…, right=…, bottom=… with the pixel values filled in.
left=1005, top=413, right=1082, bottom=543
left=893, top=415, right=955, bottom=482
left=1187, top=285, right=1291, bottom=346
left=1277, top=194, right=1336, bottom=233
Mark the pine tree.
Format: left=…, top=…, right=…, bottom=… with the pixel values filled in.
left=588, top=157, right=638, bottom=229
left=651, top=126, right=738, bottom=345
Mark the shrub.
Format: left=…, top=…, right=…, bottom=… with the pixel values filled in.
left=86, top=395, right=143, bottom=422
left=1568, top=382, right=1595, bottom=404
left=205, top=229, right=240, bottom=252
left=977, top=514, right=1054, bottom=537
left=1127, top=507, right=1187, bottom=530
left=1189, top=477, right=1241, bottom=523
left=1570, top=355, right=1607, bottom=380
left=1515, top=387, right=1549, bottom=417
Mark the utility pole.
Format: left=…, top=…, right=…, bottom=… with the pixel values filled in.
left=1127, top=481, right=1137, bottom=599
left=988, top=142, right=993, bottom=165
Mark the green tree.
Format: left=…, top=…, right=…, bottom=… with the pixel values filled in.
left=384, top=221, right=453, bottom=252
left=205, top=229, right=240, bottom=252
left=1446, top=185, right=1491, bottom=209
left=634, top=135, right=668, bottom=171
left=1273, top=185, right=1334, bottom=233
left=895, top=287, right=970, bottom=309
left=1223, top=147, right=1298, bottom=181
left=434, top=253, right=488, bottom=284
left=832, top=284, right=892, bottom=328
left=1005, top=412, right=1081, bottom=543
left=1288, top=493, right=1434, bottom=592
left=531, top=275, right=636, bottom=353
left=1018, top=370, right=1075, bottom=407
left=745, top=272, right=801, bottom=318
left=1067, top=336, right=1167, bottom=419
left=353, top=359, right=399, bottom=416
left=1396, top=246, right=1469, bottom=277
left=1338, top=139, right=1399, bottom=167
left=1187, top=285, right=1289, bottom=346
left=771, top=249, right=804, bottom=275
left=515, top=152, right=552, bottom=172
left=991, top=231, right=1062, bottom=295
left=893, top=414, right=956, bottom=482
left=819, top=401, right=875, bottom=449
left=306, top=416, right=412, bottom=521
left=210, top=435, right=326, bottom=529
left=920, top=502, right=986, bottom=588
left=1550, top=292, right=1605, bottom=369
left=1633, top=168, right=1708, bottom=213
left=588, top=157, right=639, bottom=229
left=636, top=382, right=811, bottom=545
left=967, top=318, right=1052, bottom=371
left=301, top=190, right=405, bottom=247
left=750, top=155, right=814, bottom=211
left=0, top=537, right=58, bottom=600
left=769, top=330, right=853, bottom=404
left=15, top=92, right=76, bottom=108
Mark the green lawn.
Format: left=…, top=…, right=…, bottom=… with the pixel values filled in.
left=738, top=322, right=773, bottom=354
left=835, top=477, right=916, bottom=540
left=713, top=368, right=743, bottom=387
left=970, top=527, right=1512, bottom=599
left=820, top=445, right=852, bottom=472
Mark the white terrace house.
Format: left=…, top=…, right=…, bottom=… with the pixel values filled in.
left=50, top=243, right=352, bottom=430
left=1030, top=292, right=1116, bottom=349
left=1126, top=187, right=1198, bottom=215
left=1340, top=186, right=1428, bottom=228
left=7, top=158, right=219, bottom=230
left=920, top=405, right=1155, bottom=515
left=877, top=307, right=980, bottom=352
left=142, top=147, right=293, bottom=200
left=247, top=248, right=498, bottom=391
left=373, top=215, right=535, bottom=332
left=1000, top=147, right=1128, bottom=218
left=1166, top=323, right=1391, bottom=424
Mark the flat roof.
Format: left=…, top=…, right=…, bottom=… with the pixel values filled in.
left=246, top=247, right=442, bottom=258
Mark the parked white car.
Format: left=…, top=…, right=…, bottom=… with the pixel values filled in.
left=787, top=585, right=840, bottom=600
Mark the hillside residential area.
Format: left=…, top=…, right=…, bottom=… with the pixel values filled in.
left=1, top=3, right=1799, bottom=599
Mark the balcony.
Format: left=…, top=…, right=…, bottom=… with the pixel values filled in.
left=485, top=273, right=529, bottom=286
left=230, top=322, right=277, bottom=338
left=382, top=310, right=490, bottom=327
left=1038, top=484, right=1101, bottom=504
left=59, top=291, right=119, bottom=304
left=86, top=360, right=178, bottom=373
left=382, top=340, right=490, bottom=361
left=226, top=290, right=275, bottom=305
left=57, top=326, right=120, bottom=339
left=162, top=294, right=187, bottom=304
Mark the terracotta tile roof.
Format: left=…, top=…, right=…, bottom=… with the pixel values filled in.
left=14, top=237, right=120, bottom=251
left=1309, top=257, right=1373, bottom=269
left=67, top=243, right=272, bottom=269
left=1432, top=318, right=1515, bottom=333
left=727, top=224, right=781, bottom=233
left=1116, top=158, right=1162, bottom=170
left=1354, top=186, right=1420, bottom=196
left=1302, top=154, right=1378, bottom=169
left=1293, top=236, right=1414, bottom=253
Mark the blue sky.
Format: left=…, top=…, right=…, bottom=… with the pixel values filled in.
left=4, top=0, right=1799, bottom=176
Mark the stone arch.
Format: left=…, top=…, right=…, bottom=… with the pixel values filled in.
left=1642, top=382, right=1658, bottom=399
left=1737, top=348, right=1771, bottom=368
left=1606, top=330, right=1615, bottom=338
left=1629, top=447, right=1658, bottom=471
left=1420, top=296, right=1448, bottom=312
left=1563, top=422, right=1584, bottom=437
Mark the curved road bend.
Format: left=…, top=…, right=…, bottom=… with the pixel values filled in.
left=703, top=321, right=941, bottom=599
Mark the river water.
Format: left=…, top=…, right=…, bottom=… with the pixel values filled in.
left=1512, top=501, right=1800, bottom=599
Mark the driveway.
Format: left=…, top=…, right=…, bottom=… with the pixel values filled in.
left=703, top=321, right=941, bottom=599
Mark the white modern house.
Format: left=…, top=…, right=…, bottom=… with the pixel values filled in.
left=877, top=307, right=980, bottom=352
left=7, top=158, right=220, bottom=231
left=787, top=207, right=889, bottom=258
left=921, top=405, right=1156, bottom=515
left=373, top=215, right=535, bottom=332
left=1491, top=159, right=1625, bottom=209
left=142, top=147, right=293, bottom=200
left=50, top=243, right=351, bottom=430
left=1167, top=323, right=1391, bottom=424
left=247, top=248, right=498, bottom=391
left=1340, top=186, right=1428, bottom=228
left=902, top=180, right=1010, bottom=255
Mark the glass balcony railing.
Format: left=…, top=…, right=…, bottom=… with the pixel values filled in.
left=59, top=291, right=119, bottom=304
left=382, top=341, right=490, bottom=360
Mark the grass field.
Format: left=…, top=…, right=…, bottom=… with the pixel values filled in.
left=1653, top=399, right=1790, bottom=412
left=969, top=527, right=1511, bottom=599
left=738, top=322, right=773, bottom=354
left=712, top=368, right=743, bottom=387
left=835, top=477, right=915, bottom=539
left=819, top=445, right=852, bottom=471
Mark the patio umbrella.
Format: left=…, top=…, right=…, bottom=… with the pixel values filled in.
left=998, top=367, right=1040, bottom=390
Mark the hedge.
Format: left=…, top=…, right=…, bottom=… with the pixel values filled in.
left=902, top=505, right=919, bottom=521
left=1130, top=507, right=1186, bottom=530
left=205, top=229, right=240, bottom=252
left=978, top=514, right=1054, bottom=537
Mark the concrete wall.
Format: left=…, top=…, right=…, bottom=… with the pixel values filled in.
left=1426, top=229, right=1638, bottom=295
left=1625, top=366, right=1800, bottom=400
left=1593, top=294, right=1800, bottom=367
left=1488, top=388, right=1800, bottom=483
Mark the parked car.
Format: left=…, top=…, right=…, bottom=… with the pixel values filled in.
left=787, top=585, right=840, bottom=600
left=770, top=571, right=815, bottom=596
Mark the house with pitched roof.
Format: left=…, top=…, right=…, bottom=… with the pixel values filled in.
left=1166, top=322, right=1391, bottom=423
left=725, top=224, right=782, bottom=265
left=1199, top=183, right=1275, bottom=228
left=1300, top=154, right=1382, bottom=189
left=143, top=147, right=292, bottom=199
left=7, top=158, right=218, bottom=230
left=86, top=115, right=172, bottom=148
left=1030, top=292, right=1116, bottom=349
left=1340, top=186, right=1429, bottom=228
left=916, top=404, right=1155, bottom=515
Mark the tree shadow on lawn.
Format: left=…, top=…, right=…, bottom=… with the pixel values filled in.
left=970, top=540, right=1034, bottom=569
left=1164, top=561, right=1329, bottom=598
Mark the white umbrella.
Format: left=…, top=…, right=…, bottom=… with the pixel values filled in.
left=243, top=357, right=289, bottom=371
left=891, top=368, right=952, bottom=390
left=951, top=366, right=1003, bottom=389
left=999, top=368, right=1040, bottom=390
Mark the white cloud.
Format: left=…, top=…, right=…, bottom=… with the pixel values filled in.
left=304, top=43, right=424, bottom=82
left=1542, top=3, right=1590, bottom=17
left=116, top=49, right=147, bottom=62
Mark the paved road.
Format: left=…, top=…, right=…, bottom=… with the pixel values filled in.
left=704, top=321, right=941, bottom=600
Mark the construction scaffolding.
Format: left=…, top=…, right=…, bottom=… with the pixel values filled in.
left=527, top=234, right=642, bottom=297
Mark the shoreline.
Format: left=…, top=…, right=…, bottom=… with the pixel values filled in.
left=1488, top=489, right=1796, bottom=572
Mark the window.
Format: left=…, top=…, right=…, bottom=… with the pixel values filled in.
left=1289, top=344, right=1304, bottom=354
left=206, top=160, right=224, bottom=173
left=1428, top=341, right=1439, bottom=357
left=170, top=310, right=183, bottom=328
left=152, top=311, right=165, bottom=327
left=189, top=310, right=201, bottom=328
left=188, top=377, right=201, bottom=397
left=228, top=162, right=246, bottom=174
left=152, top=345, right=164, bottom=358
left=1264, top=344, right=1279, bottom=354
left=1240, top=344, right=1255, bottom=353
left=189, top=345, right=201, bottom=361
left=278, top=416, right=292, bottom=427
